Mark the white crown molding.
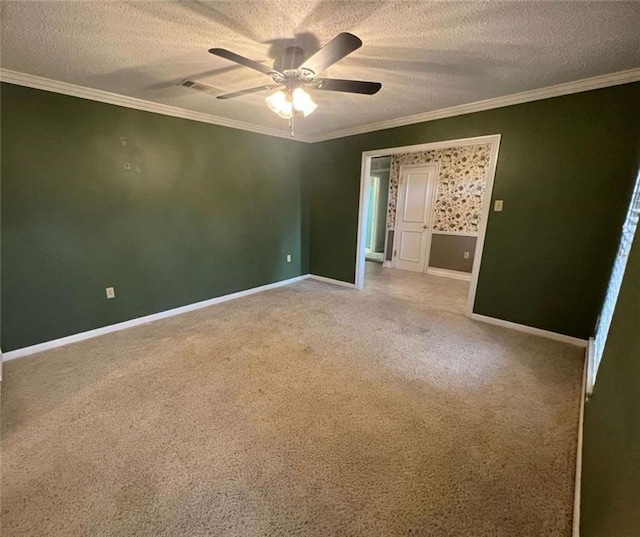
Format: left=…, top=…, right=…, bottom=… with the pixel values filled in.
left=1, top=68, right=638, bottom=144
left=0, top=69, right=313, bottom=143
left=305, top=68, right=640, bottom=143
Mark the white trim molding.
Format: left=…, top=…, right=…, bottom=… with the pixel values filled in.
left=586, top=337, right=596, bottom=398
left=426, top=267, right=472, bottom=281
left=361, top=134, right=502, bottom=160
left=2, top=275, right=311, bottom=361
left=307, top=68, right=640, bottom=142
left=471, top=313, right=588, bottom=347
left=573, top=351, right=588, bottom=537
left=308, top=274, right=356, bottom=288
left=466, top=137, right=501, bottom=317
left=2, top=68, right=638, bottom=145
left=0, top=69, right=310, bottom=143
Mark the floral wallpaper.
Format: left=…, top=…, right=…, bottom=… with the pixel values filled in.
left=387, top=144, right=492, bottom=233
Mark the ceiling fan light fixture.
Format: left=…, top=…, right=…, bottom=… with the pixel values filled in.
left=266, top=90, right=295, bottom=118
left=266, top=90, right=289, bottom=117
left=278, top=99, right=293, bottom=119
left=211, top=33, right=379, bottom=132
left=266, top=88, right=317, bottom=119
left=292, top=87, right=317, bottom=117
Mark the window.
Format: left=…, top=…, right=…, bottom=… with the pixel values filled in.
left=589, top=171, right=640, bottom=395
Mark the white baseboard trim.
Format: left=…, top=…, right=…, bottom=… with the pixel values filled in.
left=573, top=350, right=588, bottom=537
left=470, top=313, right=588, bottom=347
left=382, top=261, right=393, bottom=268
left=308, top=274, right=357, bottom=288
left=426, top=267, right=472, bottom=281
left=2, top=274, right=311, bottom=361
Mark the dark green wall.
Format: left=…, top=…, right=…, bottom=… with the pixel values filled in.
left=2, top=82, right=638, bottom=350
left=1, top=83, right=308, bottom=351
left=305, top=83, right=640, bottom=339
left=581, top=228, right=640, bottom=536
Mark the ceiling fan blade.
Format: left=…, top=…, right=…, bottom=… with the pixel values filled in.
left=315, top=78, right=382, bottom=95
left=216, top=84, right=282, bottom=100
left=299, top=33, right=362, bottom=75
left=208, top=48, right=280, bottom=77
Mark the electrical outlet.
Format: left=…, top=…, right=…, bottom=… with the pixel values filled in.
left=106, top=287, right=115, bottom=299
left=494, top=200, right=504, bottom=212
left=464, top=251, right=470, bottom=259
left=120, top=137, right=128, bottom=146
left=286, top=254, right=292, bottom=263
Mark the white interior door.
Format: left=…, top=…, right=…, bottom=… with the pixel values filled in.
left=394, top=166, right=436, bottom=272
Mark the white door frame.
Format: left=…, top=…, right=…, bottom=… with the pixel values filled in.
left=355, top=134, right=502, bottom=317
left=392, top=163, right=440, bottom=271
left=366, top=175, right=380, bottom=252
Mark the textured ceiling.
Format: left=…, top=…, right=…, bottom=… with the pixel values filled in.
left=1, top=1, right=639, bottom=138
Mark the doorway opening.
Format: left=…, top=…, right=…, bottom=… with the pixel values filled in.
left=355, top=135, right=501, bottom=317
left=363, top=157, right=390, bottom=263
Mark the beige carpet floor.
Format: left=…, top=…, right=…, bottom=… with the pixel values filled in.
left=1, top=263, right=583, bottom=536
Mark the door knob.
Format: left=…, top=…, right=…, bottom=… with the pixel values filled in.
left=423, top=225, right=428, bottom=229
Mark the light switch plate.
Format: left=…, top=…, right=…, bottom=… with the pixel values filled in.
left=106, top=287, right=115, bottom=299
left=494, top=200, right=504, bottom=212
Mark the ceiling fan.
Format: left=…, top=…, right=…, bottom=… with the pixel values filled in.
left=203, top=32, right=382, bottom=135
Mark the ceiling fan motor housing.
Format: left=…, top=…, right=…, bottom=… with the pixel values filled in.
left=274, top=47, right=308, bottom=76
